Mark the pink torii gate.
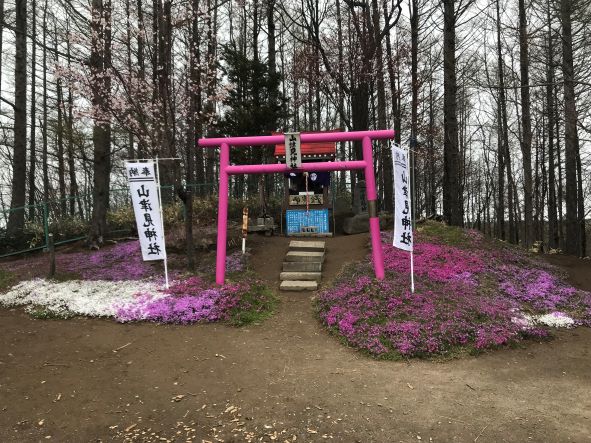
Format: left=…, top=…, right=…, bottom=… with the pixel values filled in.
left=198, top=130, right=395, bottom=285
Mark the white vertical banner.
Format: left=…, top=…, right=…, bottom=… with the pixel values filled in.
left=392, top=144, right=414, bottom=292
left=392, top=145, right=413, bottom=251
left=285, top=132, right=301, bottom=169
left=126, top=162, right=167, bottom=262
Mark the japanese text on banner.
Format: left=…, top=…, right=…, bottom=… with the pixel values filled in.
left=392, top=145, right=413, bottom=251
left=126, top=162, right=167, bottom=261
left=285, top=132, right=301, bottom=169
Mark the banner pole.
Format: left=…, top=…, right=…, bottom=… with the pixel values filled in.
left=410, top=250, right=415, bottom=293
left=155, top=156, right=169, bottom=289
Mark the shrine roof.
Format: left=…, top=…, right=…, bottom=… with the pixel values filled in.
left=273, top=130, right=338, bottom=158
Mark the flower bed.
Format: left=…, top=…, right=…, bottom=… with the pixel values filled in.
left=0, top=241, right=273, bottom=326
left=316, top=222, right=591, bottom=358
left=115, top=275, right=274, bottom=326
left=0, top=274, right=274, bottom=326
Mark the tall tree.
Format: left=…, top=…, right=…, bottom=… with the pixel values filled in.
left=183, top=0, right=203, bottom=270
left=373, top=0, right=391, bottom=211
left=66, top=19, right=82, bottom=218
left=6, top=0, right=27, bottom=238
left=28, top=0, right=38, bottom=221
left=88, top=0, right=112, bottom=247
left=409, top=0, right=420, bottom=219
left=267, top=0, right=277, bottom=107
left=545, top=0, right=559, bottom=249
left=442, top=0, right=463, bottom=226
left=0, top=0, right=4, bottom=103
left=518, top=0, right=533, bottom=248
left=494, top=0, right=505, bottom=240
left=560, top=0, right=581, bottom=255
left=55, top=31, right=67, bottom=216
left=42, top=0, right=49, bottom=205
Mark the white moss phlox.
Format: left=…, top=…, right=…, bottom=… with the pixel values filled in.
left=533, top=312, right=576, bottom=328
left=513, top=311, right=577, bottom=329
left=0, top=279, right=165, bottom=317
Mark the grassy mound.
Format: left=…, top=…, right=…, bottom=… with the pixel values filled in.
left=316, top=221, right=591, bottom=359
left=1, top=242, right=276, bottom=327
left=115, top=273, right=276, bottom=326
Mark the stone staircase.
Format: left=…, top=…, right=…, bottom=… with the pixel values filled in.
left=279, top=240, right=325, bottom=291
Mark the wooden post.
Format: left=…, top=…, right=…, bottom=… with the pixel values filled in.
left=48, top=233, right=55, bottom=277
left=242, top=207, right=248, bottom=254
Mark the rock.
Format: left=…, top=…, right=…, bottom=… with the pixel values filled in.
left=343, top=213, right=389, bottom=235
left=343, top=213, right=370, bottom=234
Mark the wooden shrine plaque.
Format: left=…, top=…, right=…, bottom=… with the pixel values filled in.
left=289, top=194, right=323, bottom=206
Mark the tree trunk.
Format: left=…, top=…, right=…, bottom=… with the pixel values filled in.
left=204, top=0, right=217, bottom=189
left=267, top=0, right=276, bottom=105
left=157, top=0, right=176, bottom=187
left=28, top=0, right=37, bottom=221
left=335, top=0, right=347, bottom=193
left=518, top=0, right=533, bottom=248
left=184, top=0, right=202, bottom=270
left=409, top=0, right=419, bottom=218
left=126, top=0, right=135, bottom=160
left=560, top=0, right=580, bottom=255
left=427, top=52, right=436, bottom=216
left=88, top=0, right=112, bottom=247
left=136, top=0, right=147, bottom=157
left=42, top=0, right=49, bottom=205
left=576, top=146, right=586, bottom=256
left=313, top=0, right=321, bottom=130
left=56, top=38, right=67, bottom=217
left=373, top=0, right=391, bottom=211
left=442, top=0, right=462, bottom=226
left=66, top=32, right=82, bottom=219
left=546, top=0, right=558, bottom=249
left=494, top=0, right=505, bottom=240
left=0, top=0, right=4, bottom=100
left=554, top=83, right=564, bottom=248
left=6, top=0, right=27, bottom=238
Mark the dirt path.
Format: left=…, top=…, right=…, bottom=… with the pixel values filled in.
left=1, top=235, right=590, bottom=442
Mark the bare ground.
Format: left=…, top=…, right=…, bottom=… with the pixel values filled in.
left=0, top=234, right=590, bottom=442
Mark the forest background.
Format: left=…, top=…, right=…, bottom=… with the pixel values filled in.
left=0, top=0, right=589, bottom=257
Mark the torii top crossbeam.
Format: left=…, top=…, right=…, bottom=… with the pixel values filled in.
left=198, top=129, right=395, bottom=285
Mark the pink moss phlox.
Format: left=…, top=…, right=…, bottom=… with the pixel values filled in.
left=59, top=241, right=166, bottom=281
left=115, top=276, right=264, bottom=324
left=226, top=251, right=247, bottom=273
left=316, top=228, right=588, bottom=357
left=383, top=240, right=485, bottom=284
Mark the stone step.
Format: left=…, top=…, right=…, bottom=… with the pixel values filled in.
left=288, top=240, right=326, bottom=252
left=288, top=232, right=333, bottom=237
left=284, top=251, right=325, bottom=263
left=280, top=272, right=322, bottom=282
left=282, top=261, right=322, bottom=272
left=280, top=280, right=318, bottom=291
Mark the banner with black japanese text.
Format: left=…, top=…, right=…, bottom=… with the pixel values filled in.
left=285, top=132, right=301, bottom=169
left=126, top=162, right=167, bottom=261
left=392, top=145, right=413, bottom=252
